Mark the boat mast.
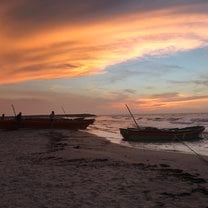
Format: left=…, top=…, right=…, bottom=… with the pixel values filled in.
left=125, top=104, right=139, bottom=129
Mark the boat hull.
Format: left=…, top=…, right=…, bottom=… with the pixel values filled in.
left=0, top=118, right=95, bottom=130
left=120, top=126, right=205, bottom=142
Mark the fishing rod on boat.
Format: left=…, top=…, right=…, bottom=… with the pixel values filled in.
left=61, top=106, right=67, bottom=117
left=125, top=104, right=140, bottom=129
left=11, top=104, right=17, bottom=117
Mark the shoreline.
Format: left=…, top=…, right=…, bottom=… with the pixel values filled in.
left=84, top=132, right=208, bottom=179
left=88, top=128, right=208, bottom=157
left=0, top=129, right=207, bottom=207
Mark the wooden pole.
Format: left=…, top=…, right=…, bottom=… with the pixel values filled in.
left=11, top=104, right=16, bottom=116
left=61, top=106, right=67, bottom=116
left=125, top=104, right=139, bottom=129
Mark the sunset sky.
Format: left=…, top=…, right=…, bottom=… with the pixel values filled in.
left=0, top=0, right=208, bottom=115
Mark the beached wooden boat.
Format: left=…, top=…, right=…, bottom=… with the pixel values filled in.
left=0, top=118, right=95, bottom=130
left=120, top=126, right=205, bottom=142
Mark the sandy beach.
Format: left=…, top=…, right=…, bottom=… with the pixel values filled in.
left=0, top=129, right=208, bottom=208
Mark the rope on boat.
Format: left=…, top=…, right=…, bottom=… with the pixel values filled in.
left=174, top=134, right=208, bottom=166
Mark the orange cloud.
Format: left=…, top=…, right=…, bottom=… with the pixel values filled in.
left=1, top=4, right=208, bottom=84
left=134, top=93, right=208, bottom=111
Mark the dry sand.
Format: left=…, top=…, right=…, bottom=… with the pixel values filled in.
left=0, top=129, right=208, bottom=208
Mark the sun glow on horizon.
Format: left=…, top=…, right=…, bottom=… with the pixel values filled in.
left=132, top=94, right=208, bottom=111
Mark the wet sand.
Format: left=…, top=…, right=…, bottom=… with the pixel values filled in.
left=0, top=129, right=207, bottom=208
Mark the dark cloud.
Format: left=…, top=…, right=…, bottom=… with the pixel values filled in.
left=123, top=89, right=136, bottom=94
left=193, top=80, right=208, bottom=87
left=108, top=89, right=137, bottom=101
left=151, top=92, right=179, bottom=99
left=170, top=76, right=208, bottom=87
left=2, top=0, right=208, bottom=36
left=2, top=0, right=124, bottom=35
left=13, top=63, right=77, bottom=75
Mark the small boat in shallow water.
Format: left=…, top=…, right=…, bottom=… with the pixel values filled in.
left=0, top=118, right=95, bottom=130
left=120, top=126, right=205, bottom=142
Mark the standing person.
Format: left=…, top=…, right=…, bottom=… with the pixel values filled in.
left=16, top=112, right=22, bottom=122
left=15, top=112, right=22, bottom=129
left=1, top=114, right=5, bottom=120
left=50, top=111, right=55, bottom=121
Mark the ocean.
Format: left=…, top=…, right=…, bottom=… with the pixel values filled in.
left=87, top=113, right=208, bottom=156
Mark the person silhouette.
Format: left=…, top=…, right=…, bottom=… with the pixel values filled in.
left=1, top=114, right=5, bottom=120
left=50, top=111, right=55, bottom=121
left=16, top=112, right=22, bottom=121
